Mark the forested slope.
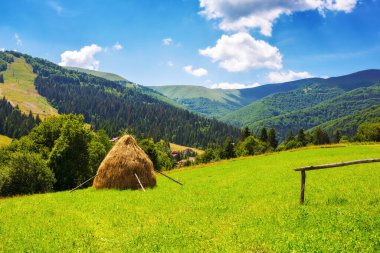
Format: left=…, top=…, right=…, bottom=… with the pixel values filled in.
left=5, top=52, right=239, bottom=147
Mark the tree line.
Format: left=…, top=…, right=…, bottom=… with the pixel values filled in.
left=0, top=97, right=41, bottom=138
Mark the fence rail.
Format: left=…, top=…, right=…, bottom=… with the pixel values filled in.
left=294, top=158, right=380, bottom=204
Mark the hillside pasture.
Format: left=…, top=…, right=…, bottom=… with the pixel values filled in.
left=0, top=144, right=379, bottom=252
left=0, top=57, right=58, bottom=118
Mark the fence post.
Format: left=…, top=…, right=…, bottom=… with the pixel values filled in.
left=300, top=170, right=306, bottom=204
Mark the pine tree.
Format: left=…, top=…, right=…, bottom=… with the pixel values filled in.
left=285, top=130, right=295, bottom=143
left=259, top=127, right=268, bottom=142
left=268, top=128, right=278, bottom=149
left=333, top=130, right=342, bottom=143
left=297, top=128, right=307, bottom=146
left=240, top=126, right=251, bottom=141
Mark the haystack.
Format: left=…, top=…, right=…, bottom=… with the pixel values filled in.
left=93, top=135, right=156, bottom=190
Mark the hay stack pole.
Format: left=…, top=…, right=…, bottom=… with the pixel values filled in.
left=93, top=135, right=156, bottom=190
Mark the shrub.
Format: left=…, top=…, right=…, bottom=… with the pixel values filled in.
left=356, top=122, right=380, bottom=142
left=0, top=152, right=55, bottom=196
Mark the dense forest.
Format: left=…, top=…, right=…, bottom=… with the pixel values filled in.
left=0, top=97, right=40, bottom=138
left=4, top=52, right=239, bottom=148
left=248, top=86, right=380, bottom=140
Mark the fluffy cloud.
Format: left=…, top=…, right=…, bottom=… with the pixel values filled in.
left=199, top=32, right=282, bottom=72
left=199, top=0, right=358, bottom=36
left=113, top=42, right=123, bottom=50
left=162, top=37, right=173, bottom=46
left=59, top=44, right=102, bottom=70
left=184, top=65, right=208, bottom=77
left=267, top=70, right=314, bottom=83
left=47, top=1, right=64, bottom=15
left=0, top=48, right=5, bottom=52
left=14, top=34, right=22, bottom=46
left=211, top=81, right=261, bottom=89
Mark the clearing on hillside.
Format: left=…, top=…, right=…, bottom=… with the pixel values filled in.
left=170, top=142, right=204, bottom=154
left=0, top=144, right=379, bottom=252
left=0, top=56, right=58, bottom=118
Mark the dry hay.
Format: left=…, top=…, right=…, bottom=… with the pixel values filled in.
left=93, top=135, right=156, bottom=190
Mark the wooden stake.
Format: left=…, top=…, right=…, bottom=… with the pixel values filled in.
left=155, top=170, right=183, bottom=186
left=70, top=174, right=98, bottom=192
left=134, top=173, right=145, bottom=192
left=300, top=170, right=306, bottom=204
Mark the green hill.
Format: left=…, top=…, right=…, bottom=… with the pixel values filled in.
left=150, top=85, right=242, bottom=118
left=151, top=70, right=380, bottom=119
left=248, top=86, right=380, bottom=140
left=67, top=67, right=183, bottom=109
left=0, top=144, right=379, bottom=252
left=65, top=66, right=128, bottom=82
left=311, top=105, right=380, bottom=137
left=6, top=51, right=238, bottom=147
left=221, top=85, right=344, bottom=127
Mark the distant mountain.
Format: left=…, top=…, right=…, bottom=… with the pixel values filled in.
left=311, top=105, right=380, bottom=137
left=65, top=66, right=184, bottom=109
left=152, top=70, right=380, bottom=120
left=247, top=86, right=380, bottom=140
left=149, top=85, right=243, bottom=118
left=64, top=66, right=128, bottom=82
left=0, top=51, right=239, bottom=147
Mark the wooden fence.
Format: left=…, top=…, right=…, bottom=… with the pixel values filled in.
left=294, top=158, right=380, bottom=204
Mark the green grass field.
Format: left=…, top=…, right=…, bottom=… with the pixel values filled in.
left=0, top=134, right=12, bottom=147
left=0, top=57, right=58, bottom=118
left=0, top=144, right=379, bottom=252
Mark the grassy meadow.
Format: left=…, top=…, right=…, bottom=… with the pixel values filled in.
left=169, top=143, right=204, bottom=154
left=0, top=57, right=58, bottom=118
left=0, top=144, right=379, bottom=252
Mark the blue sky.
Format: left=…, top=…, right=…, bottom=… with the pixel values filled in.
left=0, top=0, right=379, bottom=88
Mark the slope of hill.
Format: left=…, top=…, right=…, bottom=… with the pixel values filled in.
left=150, top=85, right=242, bottom=118
left=1, top=144, right=379, bottom=252
left=248, top=86, right=380, bottom=140
left=311, top=105, right=380, bottom=137
left=151, top=70, right=380, bottom=119
left=65, top=66, right=128, bottom=82
left=68, top=67, right=184, bottom=109
left=0, top=53, right=58, bottom=118
left=221, top=85, right=345, bottom=127
left=8, top=51, right=238, bottom=147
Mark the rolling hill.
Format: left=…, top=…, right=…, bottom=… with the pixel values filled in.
left=151, top=70, right=380, bottom=120
left=65, top=66, right=129, bottom=82
left=247, top=86, right=380, bottom=140
left=0, top=51, right=239, bottom=147
left=0, top=54, right=58, bottom=118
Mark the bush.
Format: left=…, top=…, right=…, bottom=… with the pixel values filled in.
left=235, top=136, right=267, bottom=156
left=0, top=152, right=55, bottom=196
left=356, top=122, right=380, bottom=142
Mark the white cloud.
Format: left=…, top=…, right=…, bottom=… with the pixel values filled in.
left=184, top=65, right=208, bottom=77
left=267, top=70, right=314, bottom=83
left=0, top=48, right=5, bottom=52
left=14, top=34, right=22, bottom=46
left=47, top=1, right=64, bottom=15
left=167, top=61, right=174, bottom=67
left=113, top=42, right=123, bottom=50
left=199, top=0, right=358, bottom=36
left=59, top=44, right=102, bottom=70
left=199, top=32, right=282, bottom=72
left=162, top=38, right=173, bottom=46
left=211, top=81, right=261, bottom=89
